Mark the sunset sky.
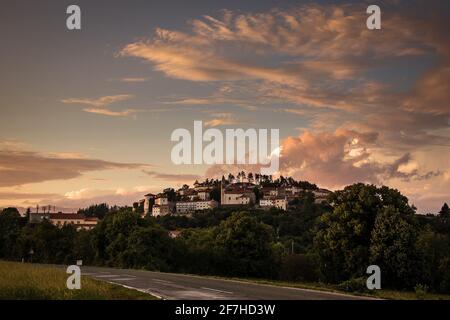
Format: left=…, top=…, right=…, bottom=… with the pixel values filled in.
left=0, top=0, right=449, bottom=213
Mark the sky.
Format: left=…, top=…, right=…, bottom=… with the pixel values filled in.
left=0, top=0, right=449, bottom=213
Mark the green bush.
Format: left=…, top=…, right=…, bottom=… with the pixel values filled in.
left=279, top=254, right=319, bottom=282
left=337, top=277, right=369, bottom=293
left=414, top=284, right=429, bottom=300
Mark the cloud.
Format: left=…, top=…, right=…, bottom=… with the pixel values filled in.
left=143, top=170, right=201, bottom=182
left=0, top=146, right=149, bottom=187
left=204, top=112, right=245, bottom=127
left=61, top=94, right=133, bottom=107
left=278, top=129, right=442, bottom=188
left=35, top=186, right=159, bottom=210
left=82, top=108, right=140, bottom=117
left=0, top=192, right=60, bottom=200
left=205, top=128, right=441, bottom=190
left=120, top=77, right=148, bottom=83
left=62, top=94, right=141, bottom=117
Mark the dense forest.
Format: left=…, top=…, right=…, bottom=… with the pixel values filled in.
left=1, top=183, right=449, bottom=294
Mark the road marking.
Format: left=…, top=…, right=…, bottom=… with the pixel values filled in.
left=112, top=278, right=136, bottom=281
left=101, top=280, right=164, bottom=300
left=96, top=274, right=120, bottom=278
left=152, top=279, right=173, bottom=284
left=201, top=287, right=233, bottom=294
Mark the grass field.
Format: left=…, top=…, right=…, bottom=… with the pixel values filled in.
left=0, top=261, right=156, bottom=300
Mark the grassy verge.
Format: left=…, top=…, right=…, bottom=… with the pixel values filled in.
left=205, top=276, right=450, bottom=300
left=0, top=261, right=157, bottom=300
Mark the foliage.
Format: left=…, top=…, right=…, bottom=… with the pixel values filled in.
left=279, top=253, right=319, bottom=282
left=1, top=182, right=449, bottom=294
left=77, top=203, right=109, bottom=219
left=337, top=277, right=369, bottom=293
left=313, top=183, right=416, bottom=285
left=0, top=261, right=155, bottom=299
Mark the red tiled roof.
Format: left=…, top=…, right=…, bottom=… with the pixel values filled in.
left=84, top=217, right=99, bottom=221
left=49, top=213, right=85, bottom=220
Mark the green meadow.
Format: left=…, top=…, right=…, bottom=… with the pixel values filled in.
left=0, top=261, right=156, bottom=300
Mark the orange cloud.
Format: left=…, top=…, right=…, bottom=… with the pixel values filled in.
left=0, top=145, right=150, bottom=187
left=62, top=94, right=133, bottom=107
left=82, top=108, right=140, bottom=117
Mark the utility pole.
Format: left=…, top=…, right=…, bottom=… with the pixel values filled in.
left=291, top=240, right=294, bottom=255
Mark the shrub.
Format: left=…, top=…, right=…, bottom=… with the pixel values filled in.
left=414, top=284, right=429, bottom=300
left=337, top=277, right=369, bottom=293
left=279, top=254, right=319, bottom=282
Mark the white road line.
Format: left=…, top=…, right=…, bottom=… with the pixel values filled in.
left=101, top=280, right=163, bottom=300
left=151, top=279, right=173, bottom=284
left=96, top=274, right=121, bottom=278
left=112, top=278, right=136, bottom=281
left=201, top=287, right=233, bottom=294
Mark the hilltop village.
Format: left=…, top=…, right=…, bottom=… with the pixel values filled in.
left=25, top=172, right=331, bottom=230
left=133, top=172, right=332, bottom=218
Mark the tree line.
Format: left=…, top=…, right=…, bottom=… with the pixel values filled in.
left=0, top=183, right=449, bottom=294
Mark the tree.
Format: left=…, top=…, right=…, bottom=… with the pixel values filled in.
left=439, top=203, right=450, bottom=219
left=78, top=203, right=109, bottom=219
left=122, top=224, right=173, bottom=270
left=438, top=203, right=450, bottom=230
left=370, top=205, right=422, bottom=289
left=209, top=186, right=221, bottom=202
left=215, top=212, right=277, bottom=277
left=313, top=183, right=415, bottom=283
left=416, top=226, right=450, bottom=292
left=0, top=208, right=23, bottom=259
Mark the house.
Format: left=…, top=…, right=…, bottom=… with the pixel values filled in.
left=49, top=213, right=98, bottom=230
left=285, top=185, right=301, bottom=195
left=29, top=212, right=98, bottom=230
left=175, top=201, right=196, bottom=213
left=176, top=200, right=218, bottom=214
left=29, top=212, right=49, bottom=224
left=221, top=183, right=256, bottom=206
left=180, top=188, right=199, bottom=201
left=197, top=190, right=211, bottom=201
left=155, top=193, right=169, bottom=206
left=152, top=204, right=171, bottom=217
left=313, top=188, right=332, bottom=203
left=259, top=197, right=288, bottom=211
left=261, top=186, right=280, bottom=198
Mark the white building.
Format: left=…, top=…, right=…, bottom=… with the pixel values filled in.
left=197, top=190, right=210, bottom=201
left=313, top=188, right=332, bottom=203
left=152, top=204, right=171, bottom=217
left=176, top=200, right=218, bottom=214
left=155, top=194, right=169, bottom=206
left=221, top=182, right=256, bottom=206
left=222, top=192, right=255, bottom=205
left=259, top=197, right=288, bottom=211
left=30, top=213, right=98, bottom=230
left=176, top=201, right=196, bottom=213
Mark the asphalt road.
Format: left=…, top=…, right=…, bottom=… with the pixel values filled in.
left=80, top=266, right=372, bottom=300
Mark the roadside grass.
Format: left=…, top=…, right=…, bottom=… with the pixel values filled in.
left=0, top=261, right=156, bottom=300
left=202, top=276, right=450, bottom=300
